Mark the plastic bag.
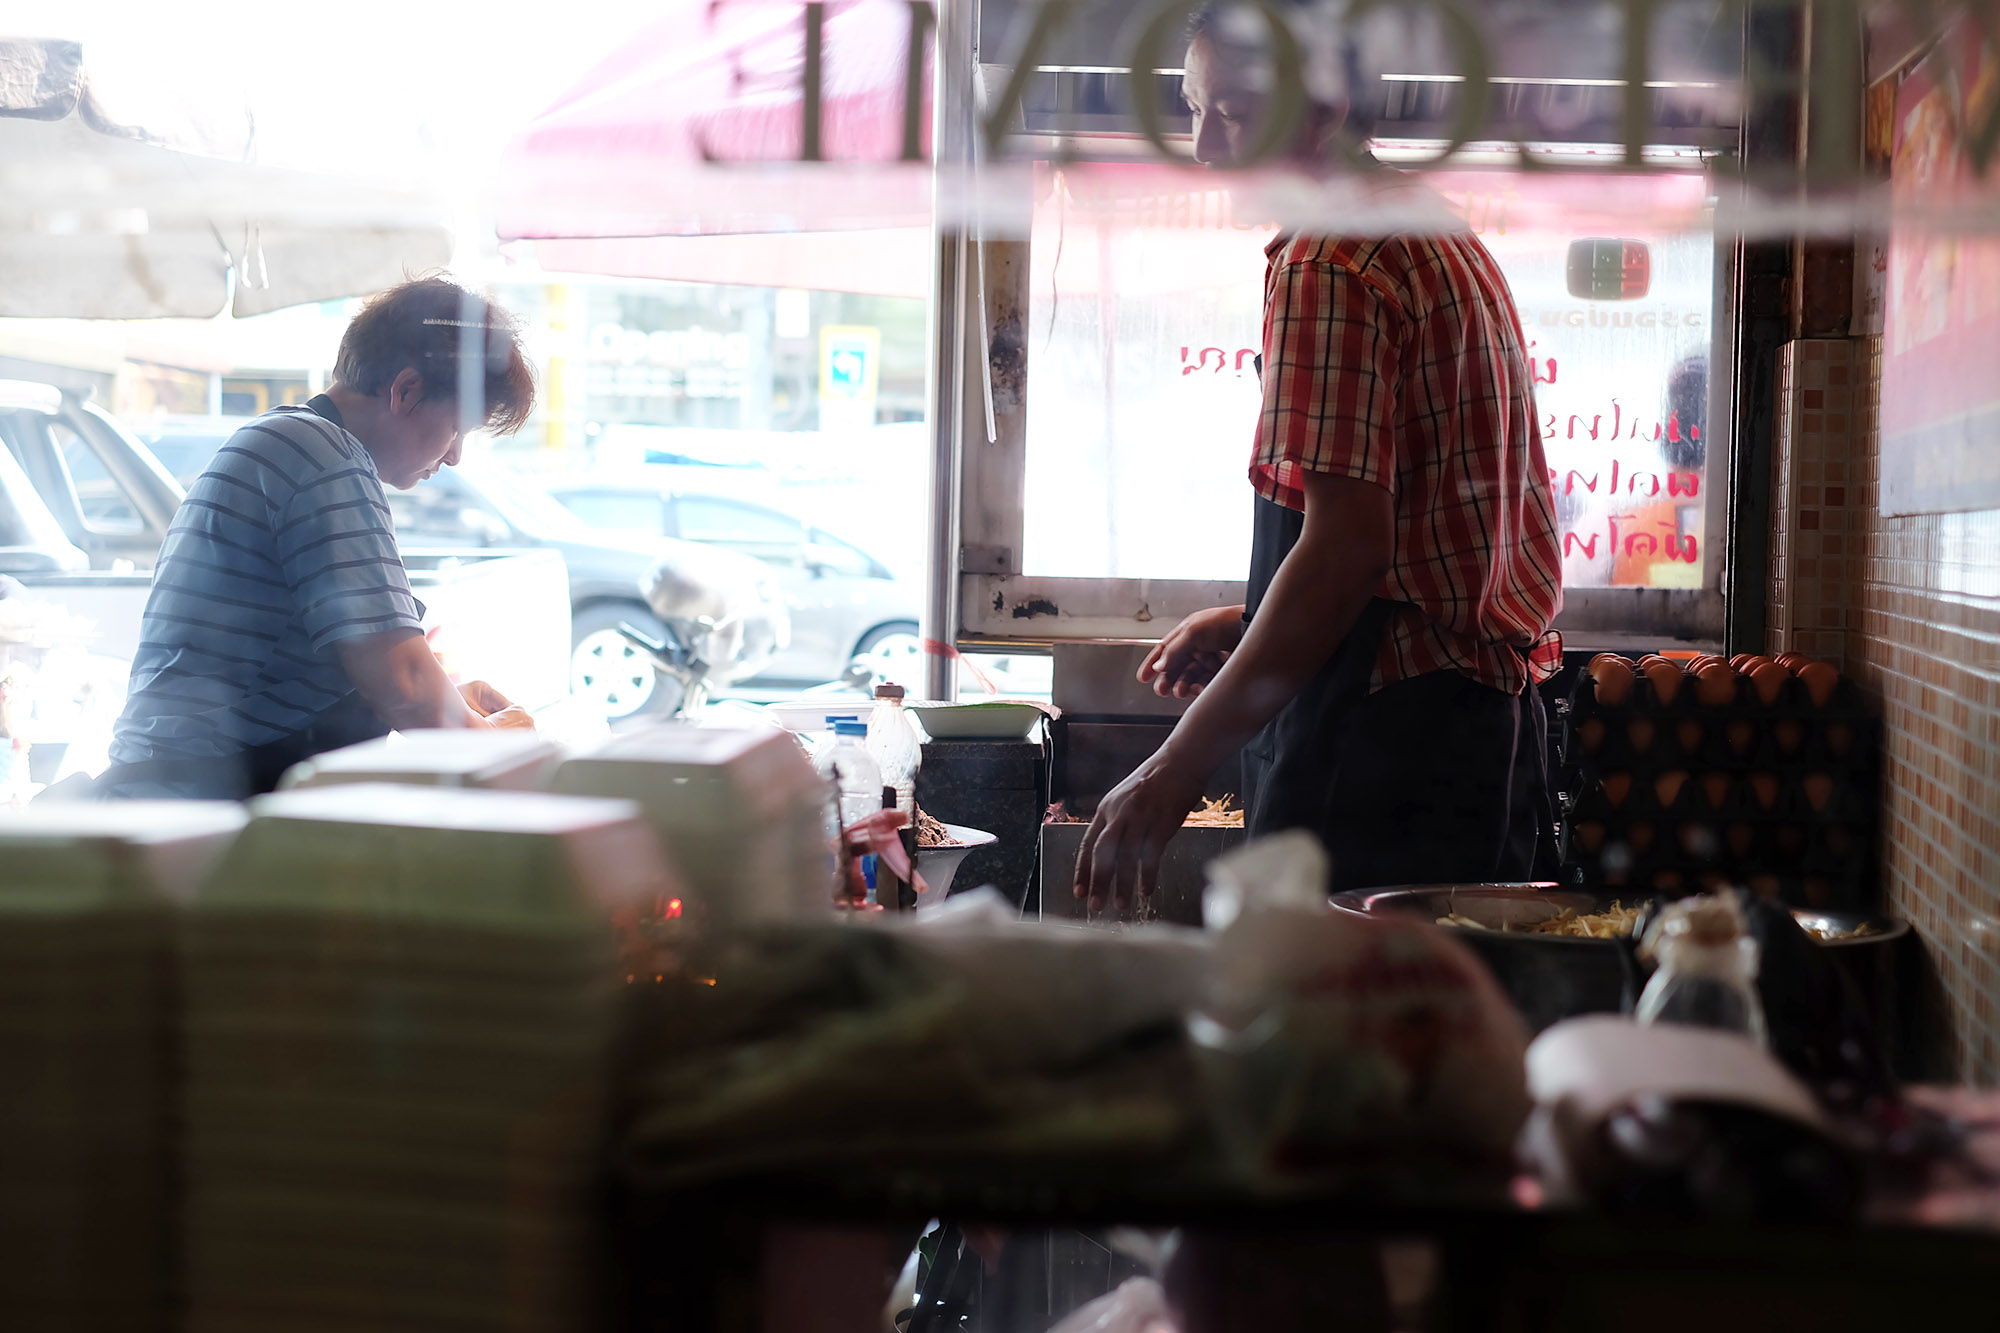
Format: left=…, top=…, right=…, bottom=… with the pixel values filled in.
left=1047, top=1277, right=1176, bottom=1333
left=1191, top=834, right=1533, bottom=1180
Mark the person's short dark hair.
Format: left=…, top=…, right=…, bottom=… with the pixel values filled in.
left=331, top=276, right=536, bottom=435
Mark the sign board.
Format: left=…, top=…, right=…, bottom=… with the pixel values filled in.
left=818, top=324, right=880, bottom=431
left=1881, top=20, right=2000, bottom=516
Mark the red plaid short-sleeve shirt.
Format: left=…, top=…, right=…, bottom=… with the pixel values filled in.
left=1251, top=230, right=1564, bottom=695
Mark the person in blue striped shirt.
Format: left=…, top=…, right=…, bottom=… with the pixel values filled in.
left=94, top=277, right=539, bottom=799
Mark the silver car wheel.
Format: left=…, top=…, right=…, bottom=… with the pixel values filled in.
left=854, top=628, right=924, bottom=683
left=570, top=627, right=658, bottom=719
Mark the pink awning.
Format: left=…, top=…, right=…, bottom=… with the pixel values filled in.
left=495, top=0, right=934, bottom=250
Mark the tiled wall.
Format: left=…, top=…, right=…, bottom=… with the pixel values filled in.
left=1769, top=337, right=2000, bottom=1082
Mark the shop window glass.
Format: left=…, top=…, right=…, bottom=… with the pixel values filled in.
left=1021, top=169, right=1716, bottom=593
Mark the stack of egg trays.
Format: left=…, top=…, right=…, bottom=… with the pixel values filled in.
left=1556, top=666, right=1882, bottom=910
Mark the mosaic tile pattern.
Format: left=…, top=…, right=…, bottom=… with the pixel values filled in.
left=1769, top=340, right=1858, bottom=667
left=1776, top=336, right=2000, bottom=1082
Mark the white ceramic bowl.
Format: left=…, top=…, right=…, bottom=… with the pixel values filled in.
left=915, top=822, right=997, bottom=900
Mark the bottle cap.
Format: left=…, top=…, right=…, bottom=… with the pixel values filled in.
left=833, top=720, right=869, bottom=738
left=874, top=684, right=907, bottom=701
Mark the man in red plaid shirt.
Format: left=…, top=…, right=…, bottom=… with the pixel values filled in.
left=1077, top=4, right=1564, bottom=910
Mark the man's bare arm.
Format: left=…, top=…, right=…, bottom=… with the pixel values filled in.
left=335, top=628, right=488, bottom=731
left=1157, top=471, right=1395, bottom=777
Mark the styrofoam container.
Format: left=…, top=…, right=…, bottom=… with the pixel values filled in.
left=208, top=784, right=676, bottom=928
left=278, top=729, right=563, bottom=793
left=762, top=699, right=875, bottom=736
left=548, top=724, right=831, bottom=927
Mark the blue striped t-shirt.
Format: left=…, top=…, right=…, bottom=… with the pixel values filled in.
left=109, top=401, right=425, bottom=763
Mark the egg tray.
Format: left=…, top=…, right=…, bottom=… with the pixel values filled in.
left=1558, top=826, right=1877, bottom=910
left=1561, top=767, right=1875, bottom=828
left=1563, top=676, right=1880, bottom=773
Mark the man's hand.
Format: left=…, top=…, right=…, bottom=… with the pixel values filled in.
left=459, top=680, right=536, bottom=731
left=1138, top=606, right=1246, bottom=699
left=1073, top=750, right=1205, bottom=913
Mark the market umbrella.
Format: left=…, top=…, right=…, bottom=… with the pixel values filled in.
left=494, top=0, right=934, bottom=298
left=0, top=38, right=450, bottom=319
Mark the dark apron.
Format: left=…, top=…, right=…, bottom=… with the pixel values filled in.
left=90, top=683, right=391, bottom=801
left=1238, top=495, right=1395, bottom=841
left=1236, top=496, right=1556, bottom=890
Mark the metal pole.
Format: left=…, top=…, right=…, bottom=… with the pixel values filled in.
left=921, top=0, right=975, bottom=701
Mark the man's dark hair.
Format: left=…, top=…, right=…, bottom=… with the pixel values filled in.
left=332, top=276, right=536, bottom=435
left=1184, top=0, right=1378, bottom=140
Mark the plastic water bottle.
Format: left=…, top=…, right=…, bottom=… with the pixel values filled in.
left=814, top=720, right=883, bottom=831
left=866, top=684, right=922, bottom=816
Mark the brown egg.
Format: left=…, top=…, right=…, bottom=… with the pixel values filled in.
left=1698, top=872, right=1730, bottom=891
left=1774, top=719, right=1805, bottom=754
left=1602, top=772, right=1633, bottom=807
left=1802, top=876, right=1831, bottom=906
left=1827, top=720, right=1854, bottom=756
left=1688, top=654, right=1727, bottom=673
left=1696, top=664, right=1739, bottom=708
left=1749, top=874, right=1782, bottom=898
left=1643, top=660, right=1684, bottom=706
left=1590, top=656, right=1636, bottom=707
left=1776, top=823, right=1806, bottom=857
left=1651, top=868, right=1685, bottom=892
left=1725, top=719, right=1756, bottom=755
left=1701, top=773, right=1732, bottom=809
left=1628, top=718, right=1657, bottom=753
left=1803, top=773, right=1836, bottom=812
left=1574, top=821, right=1607, bottom=853
left=1750, top=772, right=1780, bottom=811
left=1628, top=822, right=1658, bottom=854
left=1749, top=662, right=1792, bottom=707
left=1777, top=653, right=1811, bottom=673
left=1676, top=719, right=1705, bottom=754
left=1578, top=717, right=1607, bottom=753
left=1729, top=654, right=1757, bottom=671
left=1826, top=825, right=1853, bottom=856
left=1727, top=823, right=1757, bottom=858
left=1741, top=655, right=1776, bottom=675
left=1798, top=662, right=1840, bottom=709
left=1655, top=770, right=1690, bottom=807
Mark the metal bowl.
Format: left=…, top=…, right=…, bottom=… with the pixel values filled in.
left=1329, top=883, right=1634, bottom=942
left=1330, top=883, right=1644, bottom=1032
left=1790, top=909, right=1910, bottom=948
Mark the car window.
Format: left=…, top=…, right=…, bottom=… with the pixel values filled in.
left=808, top=531, right=876, bottom=579
left=140, top=433, right=230, bottom=485
left=556, top=490, right=666, bottom=534
left=674, top=496, right=809, bottom=546
left=383, top=471, right=505, bottom=546
left=53, top=421, right=144, bottom=535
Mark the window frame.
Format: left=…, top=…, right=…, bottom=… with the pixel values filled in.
left=952, top=182, right=1734, bottom=654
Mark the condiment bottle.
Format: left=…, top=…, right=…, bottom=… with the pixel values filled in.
left=1635, top=893, right=1768, bottom=1046
left=865, top=684, right=922, bottom=816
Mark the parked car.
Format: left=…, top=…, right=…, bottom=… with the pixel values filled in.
left=121, top=415, right=792, bottom=722
left=1, top=382, right=186, bottom=570
left=540, top=477, right=922, bottom=688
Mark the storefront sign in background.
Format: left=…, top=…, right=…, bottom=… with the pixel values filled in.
left=1881, top=23, right=2000, bottom=516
